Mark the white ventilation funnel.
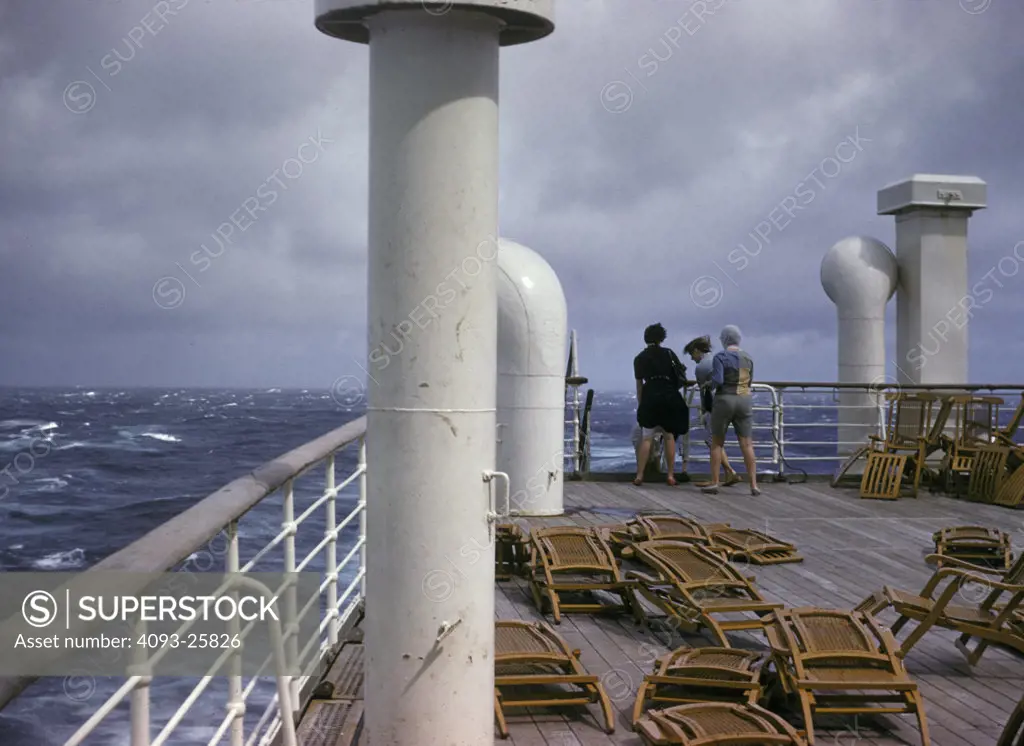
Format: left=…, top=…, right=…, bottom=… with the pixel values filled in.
left=497, top=238, right=567, bottom=516
left=821, top=236, right=898, bottom=456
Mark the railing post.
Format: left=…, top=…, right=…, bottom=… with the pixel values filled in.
left=130, top=617, right=151, bottom=746
left=325, top=454, right=339, bottom=647
left=282, top=479, right=299, bottom=714
left=776, top=389, right=786, bottom=476
left=358, top=438, right=367, bottom=599
left=226, top=521, right=244, bottom=746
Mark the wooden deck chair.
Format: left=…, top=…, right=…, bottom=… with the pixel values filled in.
left=634, top=702, right=807, bottom=745
left=832, top=391, right=929, bottom=488
left=998, top=692, right=1024, bottom=746
left=631, top=646, right=766, bottom=726
left=856, top=552, right=1024, bottom=664
left=940, top=394, right=1004, bottom=496
left=493, top=619, right=615, bottom=738
left=763, top=607, right=930, bottom=746
left=994, top=395, right=1024, bottom=449
left=859, top=393, right=954, bottom=499
left=495, top=523, right=528, bottom=580
left=965, top=444, right=1024, bottom=506
left=932, top=526, right=1013, bottom=570
left=601, top=514, right=727, bottom=559
left=833, top=393, right=947, bottom=497
left=626, top=540, right=782, bottom=647
left=705, top=527, right=804, bottom=565
left=527, top=526, right=640, bottom=624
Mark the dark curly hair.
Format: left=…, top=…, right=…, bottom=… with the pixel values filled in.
left=643, top=323, right=667, bottom=345
left=683, top=335, right=712, bottom=356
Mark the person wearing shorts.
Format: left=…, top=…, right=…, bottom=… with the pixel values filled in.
left=702, top=325, right=760, bottom=496
left=633, top=323, right=689, bottom=486
left=683, top=335, right=739, bottom=487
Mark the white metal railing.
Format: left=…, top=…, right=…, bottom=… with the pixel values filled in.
left=678, top=382, right=783, bottom=474
left=0, top=417, right=368, bottom=746
left=760, top=383, right=1024, bottom=473
left=586, top=380, right=1024, bottom=477
left=564, top=329, right=589, bottom=478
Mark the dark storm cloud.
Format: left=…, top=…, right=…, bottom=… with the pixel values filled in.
left=1, top=0, right=1022, bottom=389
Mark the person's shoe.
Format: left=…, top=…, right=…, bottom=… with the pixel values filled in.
left=676, top=472, right=691, bottom=483
left=723, top=472, right=742, bottom=487
left=632, top=478, right=643, bottom=486
left=667, top=475, right=677, bottom=486
left=750, top=486, right=761, bottom=496
left=695, top=480, right=713, bottom=488
left=701, top=484, right=720, bottom=495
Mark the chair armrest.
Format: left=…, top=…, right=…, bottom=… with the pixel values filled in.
left=624, top=570, right=662, bottom=585
left=933, top=566, right=1019, bottom=590
left=924, top=553, right=1004, bottom=574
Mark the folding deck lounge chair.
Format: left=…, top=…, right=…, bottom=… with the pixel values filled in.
left=831, top=392, right=945, bottom=497
left=631, top=645, right=767, bottom=726
left=626, top=540, right=782, bottom=647
left=633, top=702, right=807, bottom=745
left=602, top=513, right=719, bottom=556
left=857, top=551, right=1024, bottom=665
left=527, top=525, right=640, bottom=624
left=861, top=393, right=954, bottom=499
left=932, top=526, right=1013, bottom=570
left=704, top=526, right=803, bottom=565
left=604, top=513, right=801, bottom=565
left=939, top=394, right=1004, bottom=497
left=493, top=619, right=615, bottom=738
left=994, top=395, right=1024, bottom=449
left=966, top=444, right=1024, bottom=507
left=763, top=607, right=930, bottom=746
left=998, top=692, right=1024, bottom=746
left=495, top=522, right=529, bottom=580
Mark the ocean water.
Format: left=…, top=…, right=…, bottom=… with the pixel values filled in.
left=0, top=386, right=1011, bottom=742
left=0, top=388, right=365, bottom=745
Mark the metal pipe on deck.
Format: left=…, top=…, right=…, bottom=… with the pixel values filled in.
left=821, top=236, right=898, bottom=456
left=313, top=3, right=554, bottom=744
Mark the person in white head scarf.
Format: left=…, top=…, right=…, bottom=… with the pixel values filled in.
left=702, top=325, right=760, bottom=496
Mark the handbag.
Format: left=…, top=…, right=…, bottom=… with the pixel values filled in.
left=668, top=349, right=688, bottom=390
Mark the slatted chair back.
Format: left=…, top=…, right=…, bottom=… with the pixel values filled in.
left=883, top=393, right=933, bottom=449
left=1001, top=396, right=1024, bottom=443
left=962, top=395, right=1003, bottom=444
left=638, top=540, right=746, bottom=587
left=636, top=515, right=709, bottom=542
left=967, top=445, right=1010, bottom=503
left=924, top=395, right=955, bottom=448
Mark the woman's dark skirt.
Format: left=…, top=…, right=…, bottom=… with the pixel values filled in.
left=637, top=389, right=690, bottom=436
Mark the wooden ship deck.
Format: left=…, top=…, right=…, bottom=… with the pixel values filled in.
left=300, top=478, right=1024, bottom=746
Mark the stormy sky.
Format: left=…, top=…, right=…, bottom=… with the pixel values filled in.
left=1, top=0, right=1022, bottom=392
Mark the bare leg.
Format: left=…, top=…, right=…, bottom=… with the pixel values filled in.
left=703, top=434, right=726, bottom=493
left=664, top=434, right=676, bottom=485
left=722, top=448, right=736, bottom=475
left=738, top=435, right=759, bottom=494
left=635, top=437, right=653, bottom=484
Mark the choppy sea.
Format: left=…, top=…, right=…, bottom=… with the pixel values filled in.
left=3, top=385, right=1003, bottom=743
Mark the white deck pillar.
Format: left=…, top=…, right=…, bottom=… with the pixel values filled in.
left=877, top=175, right=987, bottom=385
left=313, top=3, right=553, bottom=744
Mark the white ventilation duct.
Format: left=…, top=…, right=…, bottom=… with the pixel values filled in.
left=497, top=238, right=567, bottom=516
left=821, top=236, right=899, bottom=456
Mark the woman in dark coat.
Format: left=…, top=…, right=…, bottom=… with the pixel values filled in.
left=633, top=323, right=690, bottom=486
